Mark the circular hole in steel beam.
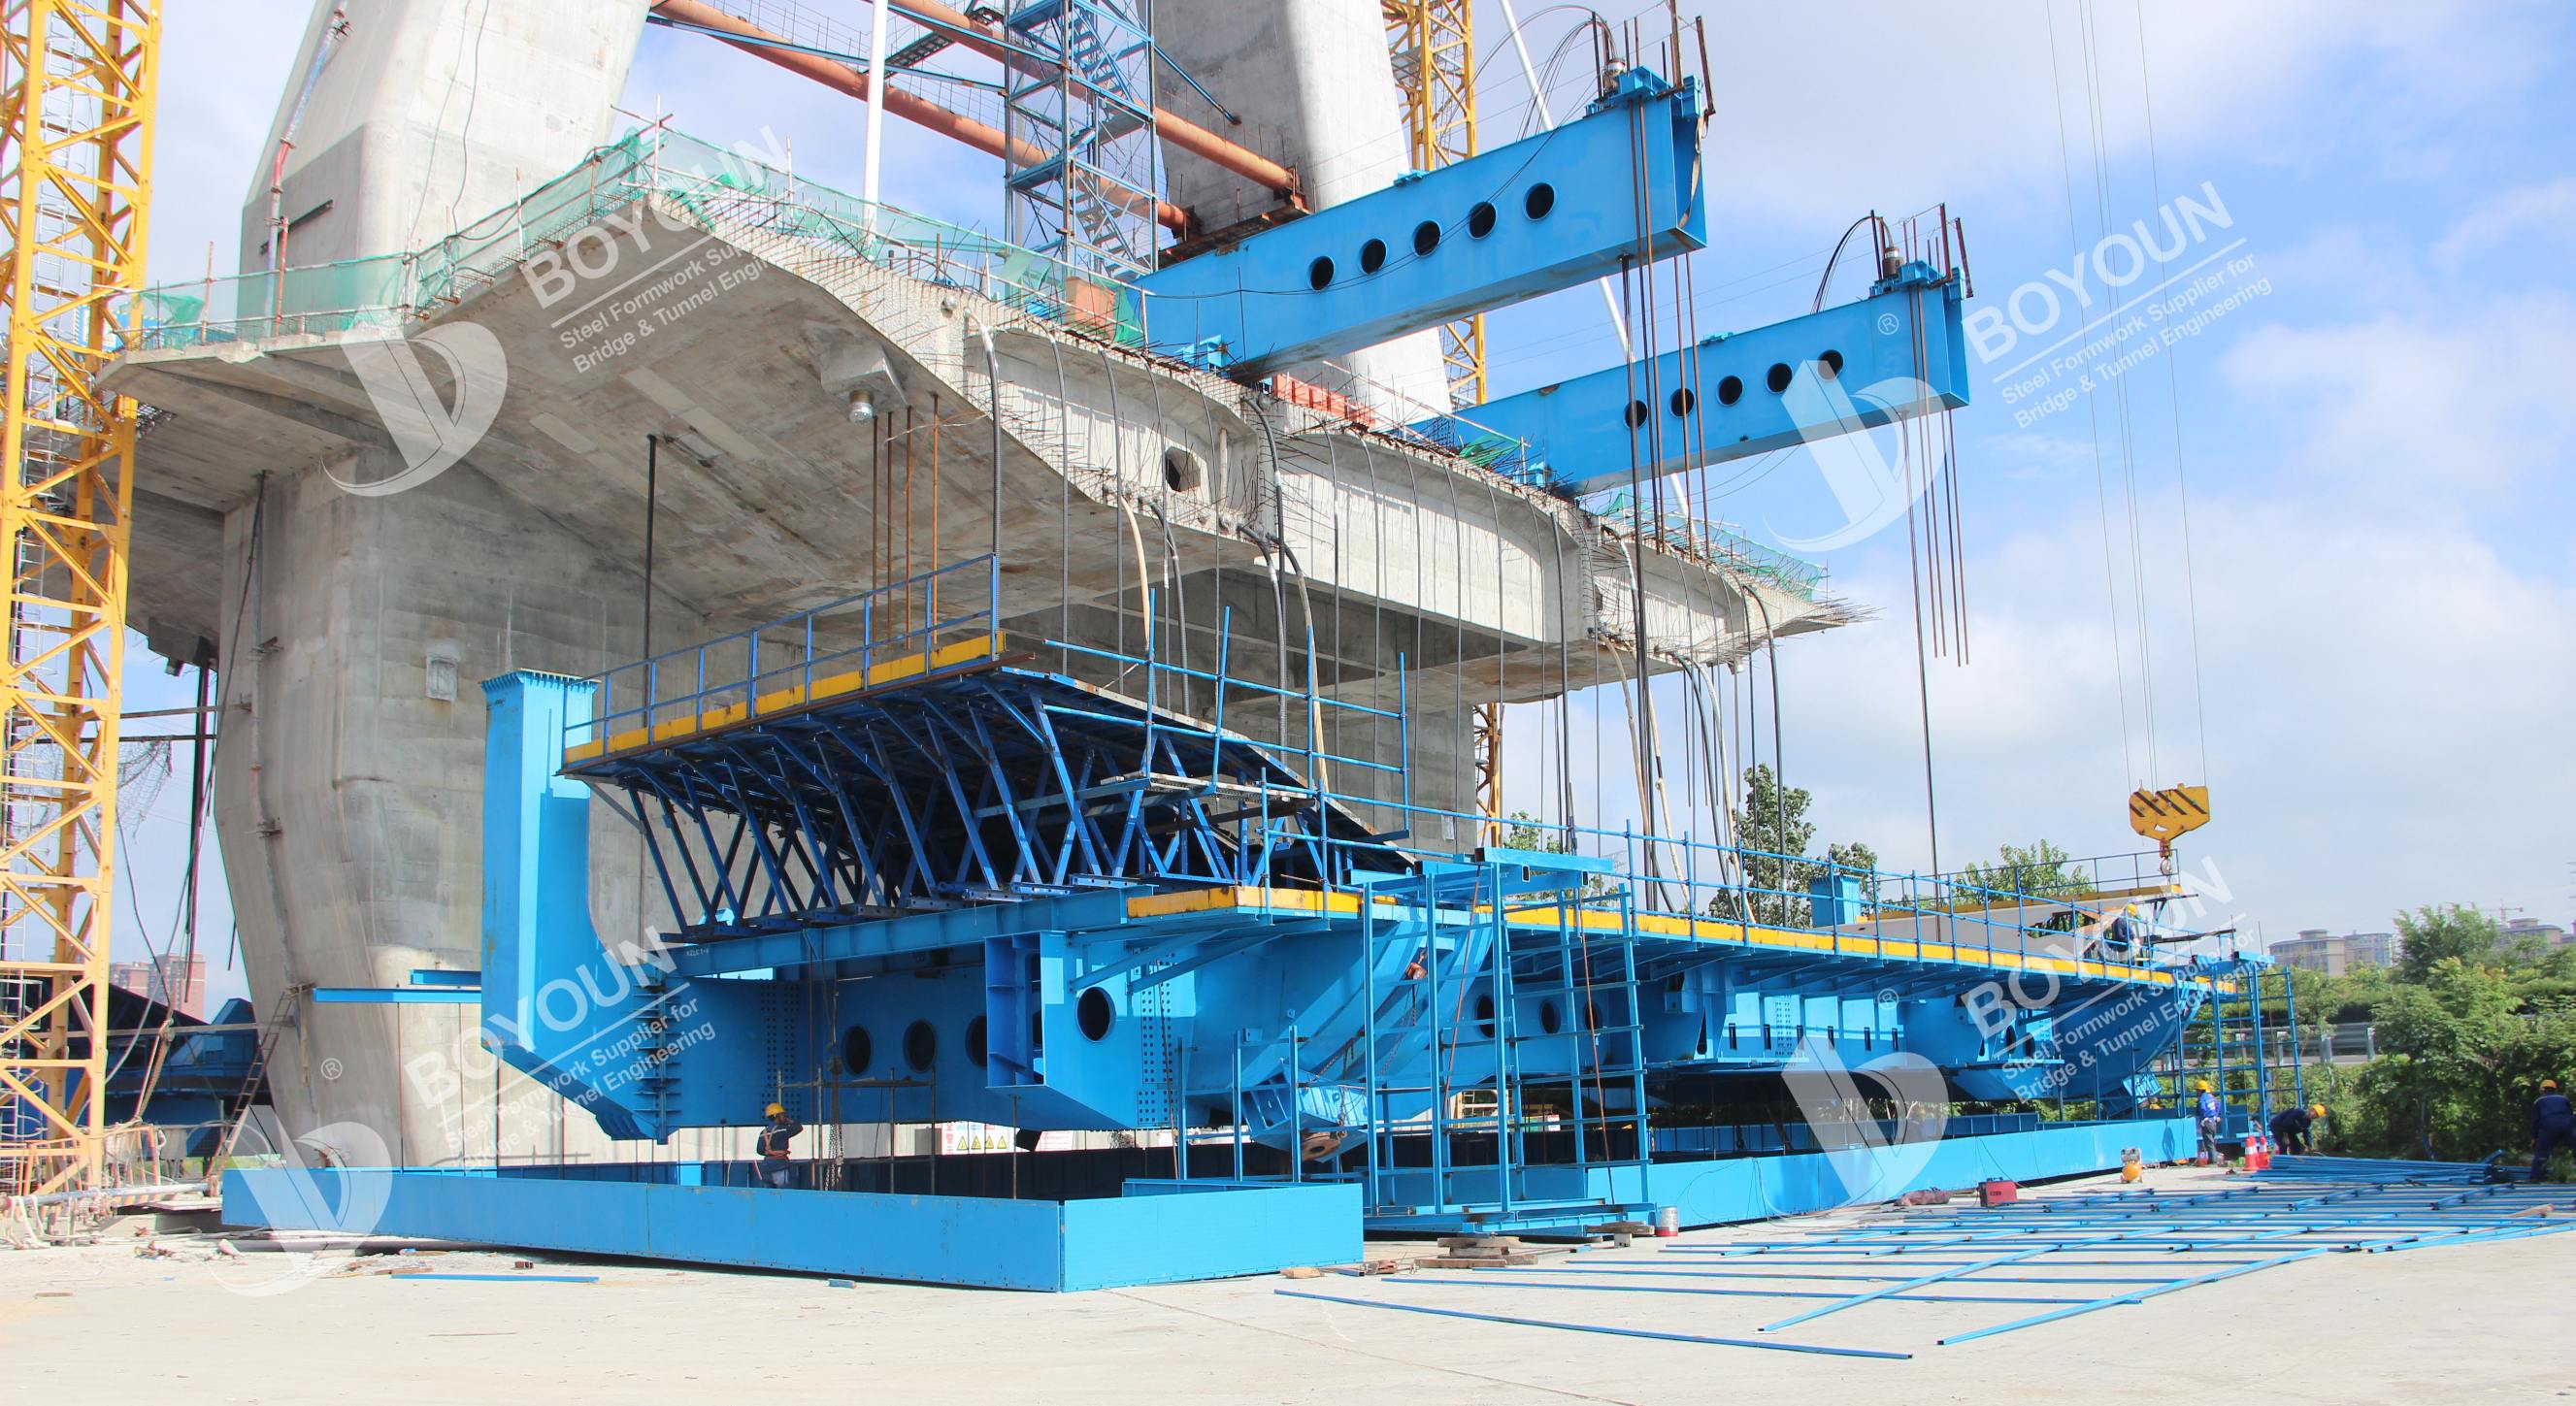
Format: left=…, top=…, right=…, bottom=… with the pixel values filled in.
left=1078, top=987, right=1116, bottom=1041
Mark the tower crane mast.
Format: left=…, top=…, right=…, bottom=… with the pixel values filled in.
left=0, top=0, right=158, bottom=1197
left=1383, top=0, right=1503, bottom=831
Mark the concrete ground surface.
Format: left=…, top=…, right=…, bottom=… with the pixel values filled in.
left=7, top=1166, right=2572, bottom=1404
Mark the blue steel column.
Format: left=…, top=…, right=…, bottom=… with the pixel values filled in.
left=478, top=671, right=655, bottom=1141
left=1361, top=887, right=1384, bottom=1211
left=2285, top=969, right=2304, bottom=1112
left=2251, top=966, right=2272, bottom=1124
left=1488, top=859, right=1513, bottom=1219
left=1425, top=884, right=1450, bottom=1212
left=2215, top=973, right=2232, bottom=1138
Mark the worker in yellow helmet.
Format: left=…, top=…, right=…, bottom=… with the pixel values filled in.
left=2532, top=1079, right=2572, bottom=1182
left=2267, top=1100, right=2322, bottom=1156
left=2102, top=902, right=2142, bottom=961
left=756, top=1100, right=804, bottom=1190
left=2193, top=1080, right=2222, bottom=1165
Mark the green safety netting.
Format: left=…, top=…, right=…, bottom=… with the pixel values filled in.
left=130, top=125, right=1146, bottom=352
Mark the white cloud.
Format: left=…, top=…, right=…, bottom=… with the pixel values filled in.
left=1504, top=251, right=2576, bottom=945
left=2219, top=293, right=2576, bottom=499
left=1773, top=484, right=2576, bottom=944
left=1644, top=0, right=2562, bottom=230
left=2433, top=176, right=2576, bottom=271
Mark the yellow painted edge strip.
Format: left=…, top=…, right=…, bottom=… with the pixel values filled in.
left=566, top=634, right=1005, bottom=765
left=1124, top=885, right=2190, bottom=987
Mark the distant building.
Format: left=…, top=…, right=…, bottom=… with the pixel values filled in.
left=2269, top=929, right=2396, bottom=976
left=2498, top=918, right=2573, bottom=953
left=108, top=954, right=205, bottom=1020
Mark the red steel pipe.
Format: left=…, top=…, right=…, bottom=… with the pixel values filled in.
left=650, top=0, right=1195, bottom=233
left=880, top=0, right=1301, bottom=202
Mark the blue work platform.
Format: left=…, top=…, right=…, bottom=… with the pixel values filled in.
left=215, top=1119, right=2193, bottom=1287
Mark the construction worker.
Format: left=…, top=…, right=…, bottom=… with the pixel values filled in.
left=2531, top=1079, right=2573, bottom=1181
left=2268, top=1101, right=2323, bottom=1156
left=2194, top=1080, right=2223, bottom=1164
left=756, top=1101, right=803, bottom=1190
left=2102, top=903, right=2142, bottom=959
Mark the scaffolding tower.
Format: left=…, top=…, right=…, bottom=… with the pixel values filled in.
left=1001, top=0, right=1161, bottom=281
left=2158, top=958, right=2303, bottom=1144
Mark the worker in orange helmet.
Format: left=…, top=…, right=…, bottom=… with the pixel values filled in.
left=2531, top=1080, right=2573, bottom=1182
left=756, top=1100, right=804, bottom=1190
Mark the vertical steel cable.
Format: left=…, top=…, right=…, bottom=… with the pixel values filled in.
left=2046, top=2, right=2138, bottom=787
left=2131, top=0, right=2211, bottom=782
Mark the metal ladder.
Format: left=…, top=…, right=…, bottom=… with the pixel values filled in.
left=206, top=983, right=314, bottom=1169
left=1346, top=857, right=1655, bottom=1228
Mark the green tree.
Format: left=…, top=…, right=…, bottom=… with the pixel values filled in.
left=1731, top=764, right=1814, bottom=926
left=2395, top=903, right=2503, bottom=983
left=1500, top=810, right=1563, bottom=855
left=1825, top=839, right=1877, bottom=871
left=2337, top=957, right=2576, bottom=1161
left=1825, top=840, right=1881, bottom=904
left=1727, top=765, right=1876, bottom=927
left=1957, top=839, right=2085, bottom=901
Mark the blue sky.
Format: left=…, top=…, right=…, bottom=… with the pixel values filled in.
left=135, top=1, right=2575, bottom=1005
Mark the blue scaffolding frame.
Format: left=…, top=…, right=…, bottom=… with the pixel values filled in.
left=2157, top=955, right=2302, bottom=1142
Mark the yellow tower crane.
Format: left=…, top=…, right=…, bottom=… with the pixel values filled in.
left=1383, top=0, right=1482, bottom=409
left=1383, top=0, right=1506, bottom=832
left=0, top=0, right=158, bottom=1198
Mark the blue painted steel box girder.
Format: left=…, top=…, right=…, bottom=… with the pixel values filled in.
left=1136, top=68, right=1709, bottom=379
left=1117, top=64, right=1971, bottom=509
left=1414, top=263, right=1970, bottom=498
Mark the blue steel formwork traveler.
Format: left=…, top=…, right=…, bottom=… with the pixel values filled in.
left=225, top=559, right=2215, bottom=1285
left=217, top=45, right=2222, bottom=1289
